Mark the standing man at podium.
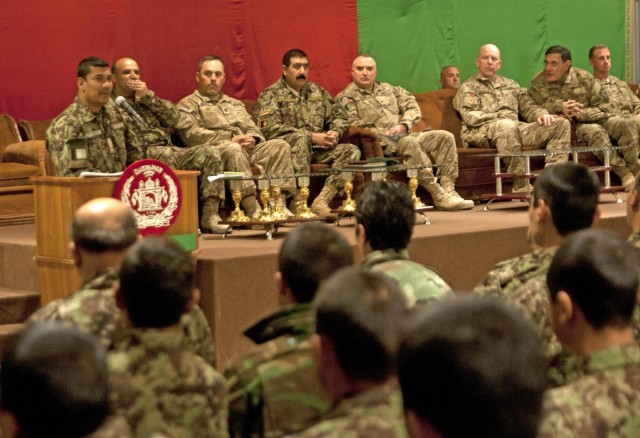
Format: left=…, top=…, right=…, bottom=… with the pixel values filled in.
left=111, top=57, right=228, bottom=234
left=47, top=57, right=138, bottom=176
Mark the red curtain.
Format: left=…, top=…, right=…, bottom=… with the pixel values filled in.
left=0, top=0, right=358, bottom=121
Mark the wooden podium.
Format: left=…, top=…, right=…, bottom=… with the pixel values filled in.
left=32, top=170, right=200, bottom=304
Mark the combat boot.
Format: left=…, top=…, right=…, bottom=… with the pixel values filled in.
left=621, top=171, right=635, bottom=192
left=275, top=196, right=294, bottom=218
left=512, top=177, right=534, bottom=194
left=241, top=195, right=261, bottom=220
left=288, top=192, right=305, bottom=215
left=425, top=183, right=473, bottom=211
left=439, top=176, right=474, bottom=209
left=311, top=186, right=338, bottom=216
left=201, top=199, right=231, bottom=234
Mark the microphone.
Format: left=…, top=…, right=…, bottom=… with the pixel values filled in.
left=115, top=96, right=147, bottom=127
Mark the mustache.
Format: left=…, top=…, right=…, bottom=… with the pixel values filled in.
left=296, top=74, right=306, bottom=80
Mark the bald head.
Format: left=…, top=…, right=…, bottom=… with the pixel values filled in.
left=111, top=57, right=141, bottom=97
left=476, top=44, right=502, bottom=80
left=72, top=198, right=138, bottom=253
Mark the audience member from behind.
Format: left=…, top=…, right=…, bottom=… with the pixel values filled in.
left=27, top=197, right=215, bottom=365
left=473, top=162, right=600, bottom=302
left=287, top=268, right=409, bottom=437
left=538, top=229, right=640, bottom=437
left=225, top=222, right=354, bottom=437
left=0, top=323, right=127, bottom=438
left=398, top=296, right=546, bottom=438
left=108, top=237, right=228, bottom=437
left=356, top=180, right=451, bottom=306
left=439, top=65, right=460, bottom=90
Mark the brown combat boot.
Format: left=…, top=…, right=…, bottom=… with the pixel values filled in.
left=512, top=177, right=534, bottom=194
left=439, top=176, right=474, bottom=209
left=201, top=200, right=231, bottom=234
left=425, top=182, right=473, bottom=211
left=311, top=186, right=338, bottom=216
left=241, top=195, right=261, bottom=220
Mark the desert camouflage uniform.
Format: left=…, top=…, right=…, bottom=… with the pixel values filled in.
left=472, top=247, right=556, bottom=298
left=254, top=78, right=361, bottom=191
left=454, top=73, right=571, bottom=173
left=107, top=328, right=228, bottom=438
left=225, top=303, right=330, bottom=437
left=177, top=91, right=296, bottom=198
left=538, top=344, right=640, bottom=438
left=284, top=381, right=408, bottom=438
left=596, top=75, right=640, bottom=174
left=530, top=67, right=635, bottom=178
left=113, top=91, right=224, bottom=204
left=337, top=81, right=459, bottom=187
left=361, top=248, right=451, bottom=306
left=629, top=230, right=640, bottom=248
left=27, top=267, right=216, bottom=366
left=46, top=98, right=139, bottom=176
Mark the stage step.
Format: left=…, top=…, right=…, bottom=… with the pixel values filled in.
left=0, top=287, right=40, bottom=325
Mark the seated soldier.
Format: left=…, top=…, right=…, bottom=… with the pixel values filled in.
left=108, top=237, right=228, bottom=437
left=439, top=65, right=460, bottom=90
left=538, top=229, right=640, bottom=436
left=338, top=54, right=473, bottom=210
left=177, top=54, right=297, bottom=229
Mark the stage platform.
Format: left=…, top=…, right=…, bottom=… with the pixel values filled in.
left=0, top=194, right=632, bottom=367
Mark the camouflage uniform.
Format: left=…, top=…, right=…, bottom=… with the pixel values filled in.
left=46, top=98, right=140, bottom=176
left=337, top=81, right=459, bottom=187
left=177, top=90, right=296, bottom=198
left=27, top=267, right=216, bottom=366
left=254, top=78, right=361, bottom=191
left=597, top=76, right=640, bottom=174
left=107, top=328, right=228, bottom=438
left=530, top=67, right=635, bottom=179
left=629, top=230, right=640, bottom=248
left=454, top=73, right=571, bottom=173
left=538, top=344, right=640, bottom=438
left=113, top=91, right=225, bottom=205
left=361, top=248, right=451, bottom=306
left=472, top=247, right=556, bottom=299
left=284, top=381, right=408, bottom=438
left=225, top=303, right=331, bottom=438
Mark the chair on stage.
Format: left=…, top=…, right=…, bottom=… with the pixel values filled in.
left=18, top=118, right=51, bottom=141
left=0, top=113, right=50, bottom=225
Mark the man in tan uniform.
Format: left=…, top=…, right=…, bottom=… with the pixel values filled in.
left=454, top=44, right=572, bottom=193
left=589, top=44, right=640, bottom=181
left=530, top=45, right=636, bottom=191
left=337, top=54, right=473, bottom=210
left=177, top=55, right=296, bottom=228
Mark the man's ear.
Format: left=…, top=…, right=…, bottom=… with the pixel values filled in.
left=185, top=288, right=201, bottom=314
left=551, top=290, right=574, bottom=326
left=404, top=409, right=443, bottom=438
left=591, top=206, right=602, bottom=227
left=114, top=284, right=126, bottom=311
left=69, top=241, right=82, bottom=268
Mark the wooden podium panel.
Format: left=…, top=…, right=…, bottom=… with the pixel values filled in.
left=32, top=170, right=199, bottom=304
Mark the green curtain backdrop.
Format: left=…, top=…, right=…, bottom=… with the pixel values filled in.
left=357, top=0, right=626, bottom=93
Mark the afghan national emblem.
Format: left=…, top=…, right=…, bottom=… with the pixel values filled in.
left=114, top=159, right=182, bottom=236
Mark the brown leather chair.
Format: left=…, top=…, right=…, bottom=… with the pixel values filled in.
left=18, top=118, right=52, bottom=141
left=0, top=114, right=50, bottom=225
